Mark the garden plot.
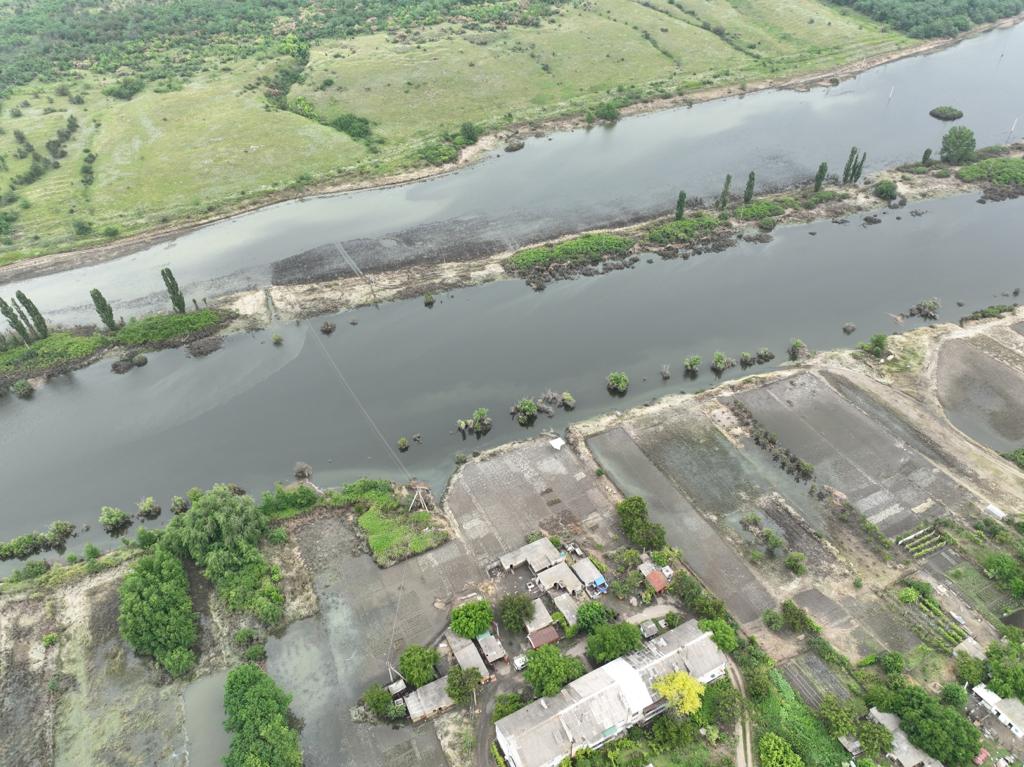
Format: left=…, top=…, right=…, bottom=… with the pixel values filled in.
left=878, top=589, right=968, bottom=655
left=735, top=372, right=968, bottom=540
left=923, top=549, right=1022, bottom=627
left=781, top=652, right=853, bottom=709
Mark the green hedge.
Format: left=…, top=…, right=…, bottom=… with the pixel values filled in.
left=507, top=233, right=633, bottom=272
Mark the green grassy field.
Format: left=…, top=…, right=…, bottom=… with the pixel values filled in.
left=0, top=0, right=916, bottom=265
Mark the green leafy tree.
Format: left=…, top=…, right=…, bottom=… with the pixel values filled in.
left=700, top=678, right=741, bottom=728
left=616, top=496, right=666, bottom=550
left=576, top=601, right=614, bottom=633
left=941, top=683, right=968, bottom=708
left=497, top=592, right=535, bottom=633
left=857, top=720, right=893, bottom=761
left=819, top=694, right=855, bottom=736
left=884, top=686, right=980, bottom=767
left=161, top=484, right=283, bottom=625
left=759, top=732, right=804, bottom=767
left=362, top=684, right=403, bottom=720
left=698, top=618, right=738, bottom=653
left=224, top=663, right=302, bottom=767
left=15, top=291, right=46, bottom=338
left=515, top=398, right=538, bottom=426
left=90, top=288, right=118, bottom=331
left=954, top=650, right=985, bottom=686
left=587, top=622, right=642, bottom=664
left=160, top=266, right=186, bottom=314
left=523, top=645, right=585, bottom=697
left=450, top=599, right=493, bottom=638
left=446, top=666, right=482, bottom=705
left=398, top=645, right=439, bottom=688
left=492, top=692, right=526, bottom=722
left=684, top=355, right=701, bottom=374
left=814, top=162, right=828, bottom=192
left=118, top=547, right=198, bottom=676
left=744, top=171, right=755, bottom=203
left=940, top=126, right=976, bottom=164
left=675, top=190, right=686, bottom=220
left=985, top=640, right=1024, bottom=699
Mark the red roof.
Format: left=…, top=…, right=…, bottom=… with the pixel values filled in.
left=646, top=570, right=669, bottom=593
left=974, top=748, right=989, bottom=765
left=528, top=625, right=560, bottom=648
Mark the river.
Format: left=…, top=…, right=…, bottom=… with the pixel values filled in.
left=3, top=22, right=1023, bottom=327
left=0, top=192, right=1021, bottom=554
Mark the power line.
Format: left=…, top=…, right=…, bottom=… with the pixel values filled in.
left=305, top=321, right=412, bottom=480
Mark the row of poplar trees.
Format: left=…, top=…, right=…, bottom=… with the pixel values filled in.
left=671, top=144, right=868, bottom=220
left=0, top=267, right=188, bottom=350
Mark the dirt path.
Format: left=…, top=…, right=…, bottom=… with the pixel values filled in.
left=2, top=12, right=1021, bottom=286
left=727, top=659, right=754, bottom=767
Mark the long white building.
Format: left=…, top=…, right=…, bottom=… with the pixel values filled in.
left=495, top=619, right=728, bottom=767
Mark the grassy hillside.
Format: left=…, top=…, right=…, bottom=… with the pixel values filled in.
left=0, top=0, right=991, bottom=265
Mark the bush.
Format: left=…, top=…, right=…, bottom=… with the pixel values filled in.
left=515, top=398, right=538, bottom=426
left=224, top=664, right=302, bottom=767
left=879, top=651, right=905, bottom=675
left=759, top=732, right=804, bottom=767
left=118, top=548, right=198, bottom=677
left=860, top=333, right=888, bottom=358
left=647, top=213, right=721, bottom=245
left=929, top=105, right=963, bottom=121
left=507, top=233, right=633, bottom=272
left=104, top=77, right=145, bottom=100
left=7, top=559, right=51, bottom=582
left=763, top=609, right=784, bottom=631
left=784, top=552, right=807, bottom=575
left=873, top=180, right=898, bottom=201
left=606, top=371, right=629, bottom=394
left=958, top=157, right=1024, bottom=186
left=399, top=645, right=439, bottom=688
left=243, top=644, right=267, bottom=662
left=450, top=599, right=493, bottom=638
left=115, top=309, right=224, bottom=347
left=234, top=628, right=258, bottom=647
left=11, top=379, right=34, bottom=399
left=587, top=622, right=642, bottom=664
left=735, top=200, right=785, bottom=220
left=99, top=506, right=131, bottom=535
left=780, top=600, right=819, bottom=635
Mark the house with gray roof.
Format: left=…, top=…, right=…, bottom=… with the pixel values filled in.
left=537, top=562, right=584, bottom=595
left=495, top=620, right=728, bottom=767
left=405, top=676, right=455, bottom=723
left=500, top=538, right=562, bottom=574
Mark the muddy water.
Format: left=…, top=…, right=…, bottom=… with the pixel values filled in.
left=1, top=194, right=1022, bottom=553
left=5, top=21, right=1024, bottom=326
left=182, top=670, right=229, bottom=766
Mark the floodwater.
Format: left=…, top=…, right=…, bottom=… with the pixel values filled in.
left=4, top=21, right=1024, bottom=326
left=1, top=193, right=1022, bottom=553
left=182, top=670, right=230, bottom=767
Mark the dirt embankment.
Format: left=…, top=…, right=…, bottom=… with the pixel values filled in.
left=220, top=151, right=1017, bottom=324
left=3, top=12, right=1021, bottom=286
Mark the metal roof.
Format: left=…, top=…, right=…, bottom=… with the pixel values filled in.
left=525, top=598, right=554, bottom=635
left=571, top=558, right=603, bottom=585
left=500, top=538, right=562, bottom=573
left=537, top=562, right=585, bottom=595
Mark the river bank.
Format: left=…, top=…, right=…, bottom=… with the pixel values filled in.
left=2, top=12, right=1021, bottom=287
